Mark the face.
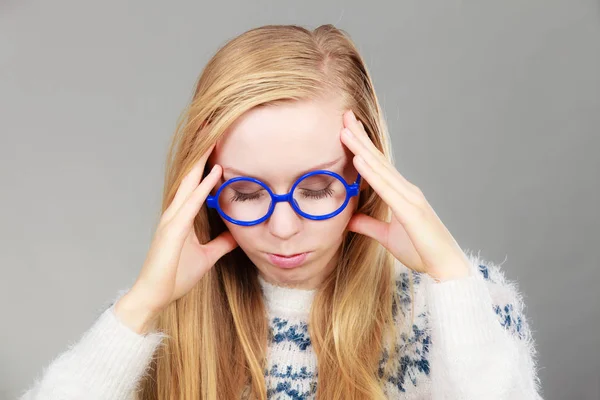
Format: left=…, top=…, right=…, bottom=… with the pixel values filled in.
left=208, top=96, right=360, bottom=290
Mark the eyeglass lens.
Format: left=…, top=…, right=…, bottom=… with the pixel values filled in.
left=217, top=173, right=348, bottom=222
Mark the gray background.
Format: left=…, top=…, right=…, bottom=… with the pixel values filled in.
left=1, top=1, right=598, bottom=399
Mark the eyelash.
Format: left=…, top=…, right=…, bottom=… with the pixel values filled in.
left=230, top=185, right=334, bottom=202
left=230, top=191, right=262, bottom=202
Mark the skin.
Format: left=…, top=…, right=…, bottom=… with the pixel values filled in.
left=115, top=95, right=472, bottom=333
left=208, top=95, right=471, bottom=291
left=208, top=96, right=360, bottom=290
left=340, top=109, right=471, bottom=283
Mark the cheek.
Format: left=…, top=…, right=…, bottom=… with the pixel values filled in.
left=308, top=204, right=355, bottom=243
left=222, top=196, right=358, bottom=248
left=341, top=196, right=359, bottom=221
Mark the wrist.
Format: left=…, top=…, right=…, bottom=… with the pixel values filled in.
left=114, top=293, right=160, bottom=335
left=429, top=263, right=471, bottom=283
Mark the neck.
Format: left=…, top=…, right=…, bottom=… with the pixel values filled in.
left=257, top=273, right=317, bottom=319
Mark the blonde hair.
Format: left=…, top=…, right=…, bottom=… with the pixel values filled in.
left=137, top=24, right=409, bottom=400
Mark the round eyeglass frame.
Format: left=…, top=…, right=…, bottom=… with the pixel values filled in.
left=206, top=169, right=362, bottom=226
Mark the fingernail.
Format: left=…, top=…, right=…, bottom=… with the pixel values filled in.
left=350, top=110, right=357, bottom=121
left=343, top=128, right=353, bottom=138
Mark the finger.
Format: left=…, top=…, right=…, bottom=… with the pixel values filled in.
left=341, top=126, right=404, bottom=196
left=170, top=142, right=216, bottom=212
left=347, top=213, right=389, bottom=247
left=349, top=212, right=424, bottom=272
left=341, top=123, right=424, bottom=206
left=164, top=143, right=216, bottom=221
left=341, top=113, right=400, bottom=191
left=202, top=230, right=239, bottom=266
left=343, top=111, right=421, bottom=195
left=342, top=111, right=390, bottom=168
left=352, top=154, right=417, bottom=223
left=171, top=164, right=222, bottom=236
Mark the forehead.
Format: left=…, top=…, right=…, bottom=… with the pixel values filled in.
left=212, top=97, right=350, bottom=181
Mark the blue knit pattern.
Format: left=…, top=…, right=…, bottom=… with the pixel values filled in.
left=261, top=262, right=528, bottom=399
left=478, top=264, right=528, bottom=340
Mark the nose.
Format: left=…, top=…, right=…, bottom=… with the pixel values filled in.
left=267, top=200, right=302, bottom=239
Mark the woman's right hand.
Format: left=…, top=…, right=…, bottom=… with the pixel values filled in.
left=114, top=143, right=238, bottom=334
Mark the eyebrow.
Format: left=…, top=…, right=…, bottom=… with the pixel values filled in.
left=221, top=155, right=346, bottom=181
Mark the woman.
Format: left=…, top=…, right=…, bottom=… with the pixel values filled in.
left=20, top=24, right=542, bottom=399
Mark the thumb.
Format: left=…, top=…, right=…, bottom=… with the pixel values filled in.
left=347, top=213, right=389, bottom=246
left=204, top=230, right=239, bottom=266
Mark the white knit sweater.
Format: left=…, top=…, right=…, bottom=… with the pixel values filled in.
left=19, top=251, right=543, bottom=399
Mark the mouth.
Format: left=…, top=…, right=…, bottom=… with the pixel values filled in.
left=266, top=252, right=310, bottom=269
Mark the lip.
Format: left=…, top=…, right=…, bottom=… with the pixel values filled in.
left=267, top=252, right=310, bottom=269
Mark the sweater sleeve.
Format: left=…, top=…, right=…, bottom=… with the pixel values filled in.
left=18, top=289, right=169, bottom=400
left=425, top=250, right=543, bottom=400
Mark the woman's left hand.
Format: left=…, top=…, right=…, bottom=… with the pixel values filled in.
left=340, top=110, right=471, bottom=282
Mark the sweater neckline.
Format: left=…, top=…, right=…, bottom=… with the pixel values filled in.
left=257, top=273, right=317, bottom=318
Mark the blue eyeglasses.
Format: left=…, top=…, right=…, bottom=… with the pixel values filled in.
left=207, top=170, right=361, bottom=226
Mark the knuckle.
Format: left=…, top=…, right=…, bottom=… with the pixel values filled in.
left=412, top=184, right=424, bottom=196
left=411, top=186, right=427, bottom=204
left=410, top=205, right=428, bottom=220
left=153, top=225, right=170, bottom=243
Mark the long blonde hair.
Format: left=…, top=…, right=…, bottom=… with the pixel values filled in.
left=137, top=23, right=407, bottom=400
